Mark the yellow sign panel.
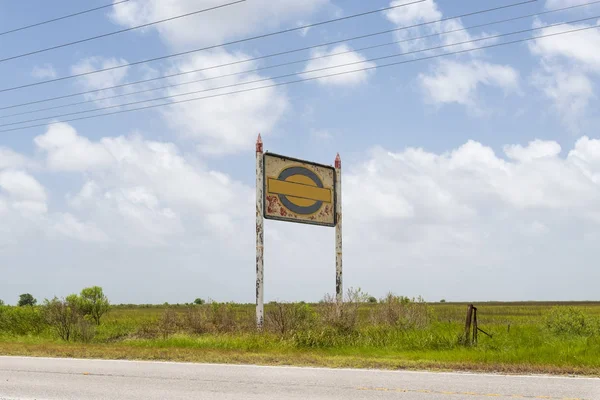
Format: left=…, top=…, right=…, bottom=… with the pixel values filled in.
left=264, top=153, right=336, bottom=227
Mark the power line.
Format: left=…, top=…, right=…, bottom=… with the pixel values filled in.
left=1, top=19, right=598, bottom=132
left=0, top=0, right=247, bottom=64
left=3, top=0, right=581, bottom=119
left=1, top=24, right=596, bottom=134
left=0, top=0, right=426, bottom=93
left=0, top=0, right=545, bottom=113
left=0, top=0, right=130, bottom=37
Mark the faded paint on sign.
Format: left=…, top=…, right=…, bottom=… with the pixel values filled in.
left=264, top=153, right=336, bottom=227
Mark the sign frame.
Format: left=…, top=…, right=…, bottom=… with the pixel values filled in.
left=262, top=151, right=337, bottom=228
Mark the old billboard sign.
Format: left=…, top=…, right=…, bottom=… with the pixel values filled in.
left=263, top=152, right=336, bottom=227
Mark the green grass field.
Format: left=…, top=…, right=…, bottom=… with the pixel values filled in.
left=2, top=298, right=600, bottom=375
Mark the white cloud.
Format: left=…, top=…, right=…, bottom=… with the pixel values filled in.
left=31, top=64, right=57, bottom=80
left=532, top=62, right=595, bottom=132
left=529, top=20, right=600, bottom=69
left=545, top=0, right=596, bottom=10
left=34, top=123, right=114, bottom=171
left=297, top=21, right=311, bottom=37
left=71, top=57, right=130, bottom=90
left=302, top=45, right=376, bottom=86
left=0, top=170, right=46, bottom=203
left=160, top=50, right=288, bottom=155
left=51, top=213, right=109, bottom=243
left=529, top=20, right=600, bottom=132
left=4, top=129, right=600, bottom=302
left=504, top=139, right=562, bottom=162
left=386, top=0, right=513, bottom=112
left=109, top=0, right=328, bottom=49
left=0, top=147, right=31, bottom=169
left=385, top=0, right=497, bottom=55
left=419, top=60, right=519, bottom=110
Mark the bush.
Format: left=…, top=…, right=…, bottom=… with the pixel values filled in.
left=43, top=297, right=81, bottom=341
left=18, top=293, right=36, bottom=307
left=545, top=306, right=597, bottom=336
left=194, top=298, right=205, bottom=305
left=368, top=296, right=378, bottom=304
left=208, top=302, right=237, bottom=333
left=319, top=287, right=366, bottom=334
left=265, top=302, right=315, bottom=336
left=73, top=319, right=96, bottom=343
left=0, top=305, right=46, bottom=335
left=158, top=309, right=180, bottom=339
left=371, top=294, right=432, bottom=330
left=185, top=306, right=210, bottom=334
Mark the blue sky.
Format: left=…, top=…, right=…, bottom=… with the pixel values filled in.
left=1, top=0, right=600, bottom=304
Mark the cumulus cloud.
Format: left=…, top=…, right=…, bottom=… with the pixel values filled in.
left=2, top=125, right=600, bottom=302
left=419, top=60, right=519, bottom=111
left=386, top=0, right=516, bottom=112
left=302, top=45, right=376, bottom=86
left=160, top=50, right=288, bottom=155
left=385, top=0, right=497, bottom=55
left=529, top=20, right=600, bottom=132
left=109, top=0, right=329, bottom=49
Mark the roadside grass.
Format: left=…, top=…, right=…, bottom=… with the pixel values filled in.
left=2, top=301, right=600, bottom=375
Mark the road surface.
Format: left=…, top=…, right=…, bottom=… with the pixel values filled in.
left=0, top=356, right=598, bottom=399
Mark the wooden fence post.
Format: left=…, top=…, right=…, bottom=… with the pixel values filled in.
left=464, top=304, right=474, bottom=345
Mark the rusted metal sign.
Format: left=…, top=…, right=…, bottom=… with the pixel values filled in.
left=263, top=153, right=336, bottom=227
left=255, top=134, right=342, bottom=329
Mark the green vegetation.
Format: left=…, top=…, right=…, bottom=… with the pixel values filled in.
left=1, top=287, right=600, bottom=375
left=17, top=293, right=37, bottom=307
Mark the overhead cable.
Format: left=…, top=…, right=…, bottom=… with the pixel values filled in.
left=0, top=0, right=427, bottom=93
left=0, top=21, right=597, bottom=132
left=0, top=0, right=130, bottom=37
left=0, top=0, right=247, bottom=64
left=6, top=0, right=599, bottom=119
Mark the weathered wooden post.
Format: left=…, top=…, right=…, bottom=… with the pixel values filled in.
left=335, top=153, right=343, bottom=304
left=464, top=304, right=474, bottom=345
left=472, top=306, right=478, bottom=345
left=256, top=134, right=264, bottom=329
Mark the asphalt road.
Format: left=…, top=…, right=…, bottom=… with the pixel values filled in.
left=0, top=356, right=598, bottom=400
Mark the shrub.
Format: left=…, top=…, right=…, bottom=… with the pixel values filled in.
left=545, top=306, right=597, bottom=336
left=43, top=297, right=81, bottom=341
left=194, top=298, right=205, bottom=305
left=265, top=302, right=315, bottom=336
left=73, top=319, right=96, bottom=343
left=208, top=302, right=237, bottom=333
left=319, top=287, right=365, bottom=334
left=18, top=293, right=37, bottom=307
left=158, top=308, right=180, bottom=339
left=368, top=296, right=378, bottom=304
left=0, top=305, right=46, bottom=335
left=185, top=306, right=210, bottom=334
left=134, top=321, right=160, bottom=339
left=371, top=294, right=432, bottom=330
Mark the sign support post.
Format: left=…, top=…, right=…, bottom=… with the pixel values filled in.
left=256, top=134, right=264, bottom=330
left=335, top=153, right=343, bottom=304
